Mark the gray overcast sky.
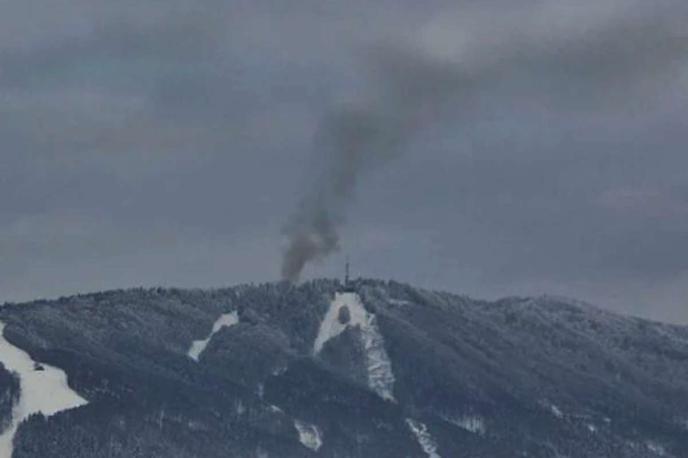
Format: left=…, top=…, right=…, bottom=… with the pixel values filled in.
left=2, top=0, right=688, bottom=323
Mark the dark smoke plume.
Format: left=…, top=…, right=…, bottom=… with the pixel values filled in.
left=281, top=0, right=687, bottom=282
left=280, top=38, right=479, bottom=282
left=280, top=107, right=411, bottom=282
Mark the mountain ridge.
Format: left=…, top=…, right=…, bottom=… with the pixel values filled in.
left=0, top=278, right=685, bottom=457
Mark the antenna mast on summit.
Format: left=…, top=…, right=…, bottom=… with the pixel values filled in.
left=345, top=257, right=350, bottom=287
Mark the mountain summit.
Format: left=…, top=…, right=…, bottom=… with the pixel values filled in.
left=0, top=279, right=686, bottom=457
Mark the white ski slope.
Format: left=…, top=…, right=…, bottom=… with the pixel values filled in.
left=294, top=419, right=322, bottom=451
left=0, top=322, right=88, bottom=458
left=313, top=292, right=396, bottom=401
left=406, top=419, right=441, bottom=458
left=188, top=311, right=239, bottom=361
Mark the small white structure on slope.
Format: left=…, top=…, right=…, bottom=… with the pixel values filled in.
left=188, top=311, right=239, bottom=362
left=313, top=292, right=396, bottom=402
left=0, top=322, right=88, bottom=458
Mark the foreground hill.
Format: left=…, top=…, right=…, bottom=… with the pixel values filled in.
left=0, top=279, right=687, bottom=457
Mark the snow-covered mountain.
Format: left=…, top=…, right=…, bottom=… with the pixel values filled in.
left=0, top=279, right=687, bottom=457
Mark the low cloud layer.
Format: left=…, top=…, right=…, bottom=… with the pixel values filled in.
left=1, top=0, right=688, bottom=322
left=281, top=0, right=687, bottom=282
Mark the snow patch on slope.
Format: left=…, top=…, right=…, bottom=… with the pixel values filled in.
left=388, top=298, right=411, bottom=306
left=540, top=400, right=564, bottom=419
left=646, top=441, right=667, bottom=456
left=406, top=419, right=441, bottom=458
left=360, top=314, right=396, bottom=402
left=443, top=414, right=486, bottom=435
left=313, top=293, right=366, bottom=354
left=0, top=322, right=88, bottom=458
left=294, top=420, right=322, bottom=451
left=313, top=292, right=395, bottom=401
left=188, top=311, right=239, bottom=361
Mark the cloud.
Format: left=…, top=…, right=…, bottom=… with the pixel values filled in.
left=0, top=0, right=687, bottom=322
left=280, top=0, right=688, bottom=282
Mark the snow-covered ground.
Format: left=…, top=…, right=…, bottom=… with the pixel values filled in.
left=443, top=414, right=486, bottom=435
left=294, top=420, right=322, bottom=451
left=188, top=311, right=239, bottom=361
left=547, top=402, right=564, bottom=418
left=313, top=292, right=396, bottom=401
left=313, top=293, right=367, bottom=354
left=0, top=322, right=88, bottom=458
left=406, top=419, right=441, bottom=458
left=646, top=441, right=667, bottom=456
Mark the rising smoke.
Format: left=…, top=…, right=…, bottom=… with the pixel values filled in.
left=280, top=107, right=409, bottom=282
left=281, top=0, right=687, bottom=282
left=280, top=52, right=457, bottom=282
